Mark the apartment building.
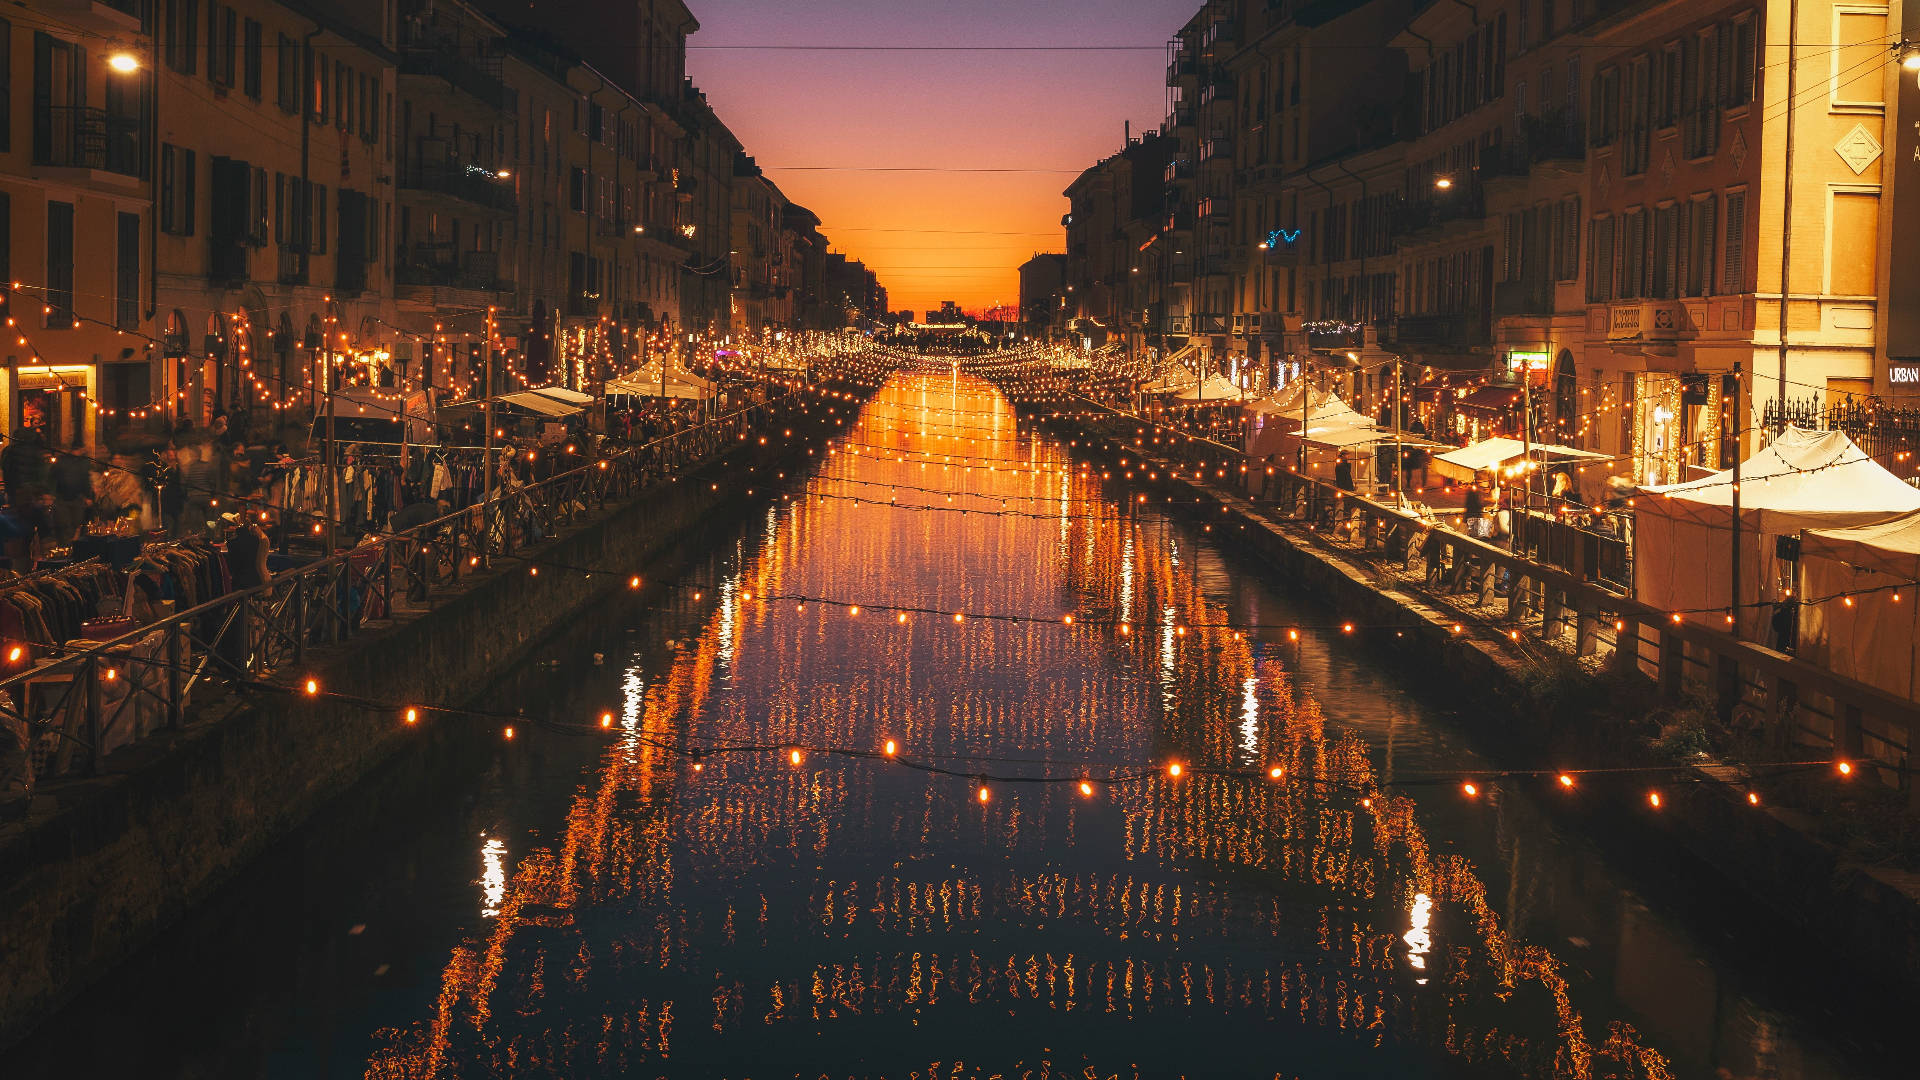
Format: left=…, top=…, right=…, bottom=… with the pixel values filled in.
left=1063, top=133, right=1172, bottom=355
left=0, top=0, right=155, bottom=448
left=1102, top=0, right=1901, bottom=482
left=677, top=84, right=738, bottom=339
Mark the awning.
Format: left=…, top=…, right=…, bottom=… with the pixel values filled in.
left=1432, top=437, right=1608, bottom=482
left=1453, top=385, right=1524, bottom=416
left=606, top=367, right=716, bottom=401
left=528, top=385, right=594, bottom=407
left=497, top=390, right=584, bottom=417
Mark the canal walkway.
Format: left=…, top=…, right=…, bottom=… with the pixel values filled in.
left=1039, top=404, right=1920, bottom=995
left=0, top=376, right=868, bottom=1046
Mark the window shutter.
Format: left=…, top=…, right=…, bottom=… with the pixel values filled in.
left=1723, top=190, right=1745, bottom=291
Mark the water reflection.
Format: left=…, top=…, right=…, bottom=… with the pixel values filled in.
left=355, top=374, right=1707, bottom=1079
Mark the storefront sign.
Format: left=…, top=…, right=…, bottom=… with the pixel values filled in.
left=1505, top=350, right=1550, bottom=372
left=1891, top=363, right=1920, bottom=386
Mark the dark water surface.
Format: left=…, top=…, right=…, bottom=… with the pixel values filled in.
left=14, top=374, right=1900, bottom=1079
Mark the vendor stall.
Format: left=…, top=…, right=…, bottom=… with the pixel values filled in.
left=1634, top=426, right=1920, bottom=639
left=1798, top=512, right=1920, bottom=699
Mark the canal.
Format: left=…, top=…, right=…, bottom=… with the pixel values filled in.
left=12, top=371, right=1900, bottom=1078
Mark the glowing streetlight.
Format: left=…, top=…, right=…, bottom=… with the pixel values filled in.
left=108, top=52, right=141, bottom=74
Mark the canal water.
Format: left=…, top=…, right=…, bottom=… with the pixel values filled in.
left=14, top=372, right=1901, bottom=1078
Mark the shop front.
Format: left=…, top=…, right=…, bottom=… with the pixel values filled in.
left=4, top=363, right=97, bottom=448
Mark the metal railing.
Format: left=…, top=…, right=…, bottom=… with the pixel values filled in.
left=1, top=389, right=809, bottom=788
left=32, top=105, right=144, bottom=177
left=1082, top=416, right=1920, bottom=809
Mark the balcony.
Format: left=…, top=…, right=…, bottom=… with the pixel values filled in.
left=398, top=251, right=508, bottom=293
left=1199, top=137, right=1233, bottom=162
left=1170, top=103, right=1196, bottom=129
left=1165, top=159, right=1196, bottom=184
left=1389, top=312, right=1487, bottom=348
left=1201, top=18, right=1238, bottom=53
left=1494, top=113, right=1587, bottom=177
left=1605, top=300, right=1684, bottom=341
left=399, top=162, right=517, bottom=211
left=1493, top=278, right=1554, bottom=318
left=1167, top=55, right=1197, bottom=85
left=278, top=250, right=307, bottom=287
left=32, top=105, right=145, bottom=182
left=399, top=39, right=517, bottom=111
left=46, top=0, right=146, bottom=35
left=1391, top=190, right=1487, bottom=239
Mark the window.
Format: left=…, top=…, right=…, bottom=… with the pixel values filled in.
left=242, top=18, right=261, bottom=98
left=116, top=212, right=139, bottom=330
left=167, top=0, right=199, bottom=75
left=1588, top=214, right=1615, bottom=302
left=46, top=200, right=73, bottom=328
left=207, top=2, right=236, bottom=87
left=0, top=19, right=10, bottom=154
left=276, top=34, right=298, bottom=113
left=311, top=182, right=328, bottom=254
left=274, top=172, right=285, bottom=244
left=1619, top=209, right=1646, bottom=299
left=1652, top=203, right=1678, bottom=299
left=160, top=144, right=196, bottom=235
left=1685, top=28, right=1720, bottom=158
left=1558, top=197, right=1581, bottom=281
left=1686, top=196, right=1716, bottom=296
left=250, top=166, right=268, bottom=245
left=1722, top=188, right=1747, bottom=290
left=1830, top=190, right=1880, bottom=295
left=570, top=167, right=586, bottom=212
left=1833, top=8, right=1890, bottom=109
left=311, top=48, right=326, bottom=122
left=1590, top=66, right=1619, bottom=145
left=1623, top=56, right=1651, bottom=174
left=335, top=63, right=348, bottom=131
left=1728, top=14, right=1756, bottom=107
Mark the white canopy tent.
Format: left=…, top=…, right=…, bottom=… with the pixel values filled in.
left=1430, top=437, right=1609, bottom=484
left=1798, top=513, right=1920, bottom=699
left=495, top=390, right=583, bottom=418
left=1635, top=426, right=1920, bottom=638
left=1165, top=375, right=1244, bottom=403
left=606, top=367, right=716, bottom=402
left=528, top=385, right=594, bottom=407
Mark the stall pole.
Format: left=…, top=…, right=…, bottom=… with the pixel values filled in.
left=482, top=317, right=495, bottom=566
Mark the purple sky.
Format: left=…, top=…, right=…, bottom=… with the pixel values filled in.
left=687, top=0, right=1197, bottom=314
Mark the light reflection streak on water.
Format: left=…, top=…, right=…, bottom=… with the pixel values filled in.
left=479, top=837, right=506, bottom=917
left=1405, top=891, right=1433, bottom=985
left=364, top=372, right=1682, bottom=1080
left=1238, top=675, right=1259, bottom=764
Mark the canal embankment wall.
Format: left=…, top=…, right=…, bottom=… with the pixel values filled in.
left=1071, top=430, right=1920, bottom=995
left=0, top=427, right=833, bottom=1046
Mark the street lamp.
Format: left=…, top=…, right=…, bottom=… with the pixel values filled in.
left=1434, top=176, right=1454, bottom=190
left=108, top=52, right=141, bottom=74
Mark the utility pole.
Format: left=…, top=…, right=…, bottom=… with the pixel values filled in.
left=1730, top=361, right=1743, bottom=640
left=482, top=306, right=495, bottom=561
left=323, top=320, right=336, bottom=553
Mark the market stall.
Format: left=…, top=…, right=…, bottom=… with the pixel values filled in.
left=1634, top=426, right=1920, bottom=639
left=1798, top=512, right=1920, bottom=699
left=1430, top=437, right=1609, bottom=486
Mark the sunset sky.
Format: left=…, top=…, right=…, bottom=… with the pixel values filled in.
left=688, top=0, right=1196, bottom=316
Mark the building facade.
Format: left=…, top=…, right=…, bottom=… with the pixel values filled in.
left=1071, top=0, right=1903, bottom=482
left=0, top=0, right=873, bottom=457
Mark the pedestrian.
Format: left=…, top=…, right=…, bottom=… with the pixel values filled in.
left=2, top=425, right=51, bottom=505
left=50, top=448, right=96, bottom=541
left=1334, top=454, right=1355, bottom=492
